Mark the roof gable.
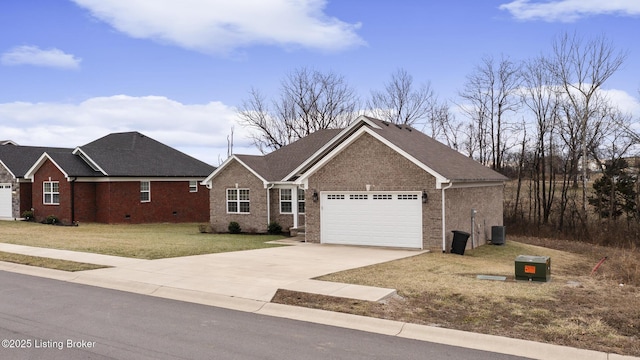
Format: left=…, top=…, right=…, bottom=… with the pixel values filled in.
left=0, top=145, right=74, bottom=178
left=77, top=132, right=215, bottom=177
left=204, top=129, right=341, bottom=184
left=295, top=116, right=507, bottom=186
left=204, top=115, right=507, bottom=187
left=261, top=129, right=342, bottom=181
left=366, top=118, right=507, bottom=183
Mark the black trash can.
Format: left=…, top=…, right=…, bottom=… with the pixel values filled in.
left=451, top=230, right=470, bottom=255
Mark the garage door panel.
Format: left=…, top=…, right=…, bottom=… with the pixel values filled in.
left=321, top=191, right=422, bottom=249
left=0, top=183, right=13, bottom=218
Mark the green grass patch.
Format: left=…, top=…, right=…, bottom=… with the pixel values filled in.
left=0, top=221, right=287, bottom=259
left=0, top=251, right=108, bottom=272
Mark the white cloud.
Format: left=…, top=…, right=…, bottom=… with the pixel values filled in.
left=1, top=45, right=82, bottom=69
left=72, top=0, right=365, bottom=55
left=0, top=95, right=259, bottom=165
left=601, top=88, right=640, bottom=117
left=499, top=0, right=640, bottom=22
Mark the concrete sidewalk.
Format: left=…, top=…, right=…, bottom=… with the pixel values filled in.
left=0, top=243, right=637, bottom=360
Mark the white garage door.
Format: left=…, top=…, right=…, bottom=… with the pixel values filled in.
left=321, top=191, right=422, bottom=249
left=0, top=183, right=12, bottom=218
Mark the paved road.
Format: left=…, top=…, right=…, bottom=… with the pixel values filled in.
left=0, top=271, right=531, bottom=360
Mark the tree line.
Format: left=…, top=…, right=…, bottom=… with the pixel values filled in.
left=238, top=31, right=639, bottom=243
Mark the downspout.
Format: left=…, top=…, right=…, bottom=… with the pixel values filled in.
left=266, top=184, right=274, bottom=227
left=70, top=177, right=76, bottom=225
left=441, top=182, right=453, bottom=253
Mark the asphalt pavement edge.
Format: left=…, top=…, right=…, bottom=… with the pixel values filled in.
left=1, top=262, right=638, bottom=360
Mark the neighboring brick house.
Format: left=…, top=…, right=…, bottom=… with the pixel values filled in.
left=204, top=116, right=507, bottom=251
left=1, top=132, right=214, bottom=224
left=0, top=142, right=72, bottom=220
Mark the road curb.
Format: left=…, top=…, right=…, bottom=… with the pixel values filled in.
left=1, top=262, right=638, bottom=360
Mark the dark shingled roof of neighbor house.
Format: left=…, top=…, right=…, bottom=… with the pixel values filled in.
left=78, top=131, right=215, bottom=177
left=0, top=145, right=75, bottom=178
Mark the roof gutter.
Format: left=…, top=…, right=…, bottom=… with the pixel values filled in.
left=441, top=182, right=453, bottom=253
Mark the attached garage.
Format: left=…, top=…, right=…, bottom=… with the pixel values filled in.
left=0, top=183, right=12, bottom=218
left=320, top=191, right=423, bottom=249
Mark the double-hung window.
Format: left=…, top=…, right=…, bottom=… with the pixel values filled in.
left=227, top=188, right=250, bottom=213
left=189, top=180, right=198, bottom=193
left=43, top=181, right=59, bottom=205
left=140, top=181, right=151, bottom=202
left=280, top=189, right=305, bottom=214
left=280, top=189, right=292, bottom=213
left=298, top=189, right=305, bottom=213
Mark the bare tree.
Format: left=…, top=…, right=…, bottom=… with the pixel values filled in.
left=459, top=55, right=522, bottom=171
left=426, top=100, right=462, bottom=151
left=547, top=32, right=627, bottom=215
left=366, top=68, right=435, bottom=126
left=521, top=56, right=561, bottom=225
left=239, top=68, right=359, bottom=153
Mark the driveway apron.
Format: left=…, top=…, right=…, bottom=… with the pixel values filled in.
left=71, top=243, right=423, bottom=302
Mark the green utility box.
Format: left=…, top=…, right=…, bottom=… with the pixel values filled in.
left=515, top=255, right=551, bottom=282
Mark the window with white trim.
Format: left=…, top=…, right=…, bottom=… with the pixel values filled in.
left=189, top=180, right=198, bottom=193
left=140, top=181, right=150, bottom=202
left=280, top=189, right=292, bottom=213
left=298, top=189, right=305, bottom=213
left=227, top=188, right=250, bottom=213
left=43, top=181, right=59, bottom=205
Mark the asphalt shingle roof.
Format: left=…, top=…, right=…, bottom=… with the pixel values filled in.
left=236, top=129, right=341, bottom=181
left=363, top=117, right=507, bottom=182
left=230, top=116, right=506, bottom=183
left=0, top=145, right=76, bottom=178
left=1, top=132, right=215, bottom=179
left=78, top=131, right=215, bottom=177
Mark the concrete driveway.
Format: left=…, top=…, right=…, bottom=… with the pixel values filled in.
left=1, top=243, right=624, bottom=359
left=49, top=241, right=423, bottom=302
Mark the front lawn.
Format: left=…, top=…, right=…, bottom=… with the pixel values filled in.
left=0, top=221, right=286, bottom=259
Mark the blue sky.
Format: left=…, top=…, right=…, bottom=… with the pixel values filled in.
left=1, top=0, right=639, bottom=165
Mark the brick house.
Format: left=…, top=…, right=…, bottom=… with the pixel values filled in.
left=0, top=143, right=72, bottom=220
left=1, top=132, right=214, bottom=224
left=204, top=116, right=507, bottom=251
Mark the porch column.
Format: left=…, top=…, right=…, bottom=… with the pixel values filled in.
left=292, top=187, right=298, bottom=228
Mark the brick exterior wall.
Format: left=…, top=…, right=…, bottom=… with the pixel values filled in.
left=74, top=182, right=97, bottom=222
left=92, top=181, right=210, bottom=224
left=209, top=160, right=269, bottom=233
left=303, top=133, right=504, bottom=250
left=305, top=133, right=442, bottom=249
left=32, top=160, right=72, bottom=223
left=31, top=159, right=209, bottom=224
left=444, top=185, right=504, bottom=250
left=0, top=164, right=21, bottom=218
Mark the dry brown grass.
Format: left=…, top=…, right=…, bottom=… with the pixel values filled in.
left=272, top=238, right=640, bottom=356
left=0, top=251, right=108, bottom=271
left=0, top=221, right=285, bottom=259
